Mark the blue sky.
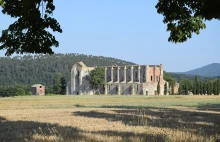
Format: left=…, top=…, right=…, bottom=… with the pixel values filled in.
left=0, top=0, right=219, bottom=72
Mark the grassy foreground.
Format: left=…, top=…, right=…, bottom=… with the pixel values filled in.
left=0, top=95, right=220, bottom=142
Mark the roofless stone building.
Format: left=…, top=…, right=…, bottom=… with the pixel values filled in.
left=31, top=84, right=45, bottom=96
left=68, top=62, right=169, bottom=95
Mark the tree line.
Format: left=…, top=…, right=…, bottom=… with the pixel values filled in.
left=0, top=73, right=67, bottom=97
left=0, top=54, right=134, bottom=97
left=179, top=76, right=220, bottom=95
left=0, top=54, right=219, bottom=97
left=164, top=72, right=176, bottom=95
left=0, top=53, right=134, bottom=87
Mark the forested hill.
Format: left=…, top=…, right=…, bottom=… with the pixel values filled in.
left=168, top=72, right=216, bottom=83
left=0, top=53, right=135, bottom=86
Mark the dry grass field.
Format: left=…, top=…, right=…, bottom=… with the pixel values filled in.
left=0, top=95, right=220, bottom=142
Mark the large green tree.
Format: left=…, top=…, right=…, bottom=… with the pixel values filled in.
left=156, top=0, right=220, bottom=43
left=0, top=0, right=62, bottom=56
left=89, top=67, right=105, bottom=94
left=1, top=1, right=220, bottom=55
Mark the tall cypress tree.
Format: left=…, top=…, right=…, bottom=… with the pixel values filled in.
left=202, top=82, right=206, bottom=95
left=206, top=82, right=209, bottom=95
left=208, top=81, right=214, bottom=95
left=199, top=82, right=203, bottom=95
left=185, top=81, right=189, bottom=95
left=157, top=82, right=160, bottom=95
left=210, top=81, right=214, bottom=95
left=217, top=79, right=220, bottom=95
left=213, top=81, right=216, bottom=95
left=196, top=76, right=199, bottom=95
left=164, top=82, right=167, bottom=95
left=197, top=81, right=200, bottom=95
left=171, top=84, right=174, bottom=95
left=209, top=82, right=211, bottom=95
left=193, top=75, right=198, bottom=95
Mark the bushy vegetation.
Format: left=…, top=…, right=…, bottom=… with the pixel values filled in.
left=0, top=85, right=31, bottom=97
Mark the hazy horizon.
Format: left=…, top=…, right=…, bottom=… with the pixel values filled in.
left=0, top=0, right=219, bottom=72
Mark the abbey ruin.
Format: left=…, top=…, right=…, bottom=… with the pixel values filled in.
left=68, top=62, right=176, bottom=95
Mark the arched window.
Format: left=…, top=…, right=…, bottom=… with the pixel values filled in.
left=151, top=76, right=153, bottom=81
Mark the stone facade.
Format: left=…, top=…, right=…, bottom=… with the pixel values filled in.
left=70, top=62, right=95, bottom=95
left=174, top=83, right=179, bottom=94
left=69, top=62, right=168, bottom=96
left=104, top=65, right=165, bottom=95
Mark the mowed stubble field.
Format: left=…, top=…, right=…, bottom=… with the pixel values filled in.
left=0, top=95, right=220, bottom=142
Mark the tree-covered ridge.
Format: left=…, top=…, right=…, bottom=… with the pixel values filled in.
left=0, top=53, right=217, bottom=87
left=0, top=53, right=135, bottom=86
left=167, top=72, right=216, bottom=83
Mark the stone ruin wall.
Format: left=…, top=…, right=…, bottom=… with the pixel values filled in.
left=69, top=62, right=168, bottom=96
left=105, top=65, right=165, bottom=96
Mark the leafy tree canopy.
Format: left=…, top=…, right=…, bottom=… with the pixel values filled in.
left=0, top=0, right=62, bottom=56
left=156, top=0, right=220, bottom=43
left=164, top=72, right=176, bottom=85
left=89, top=67, right=105, bottom=91
left=0, top=0, right=3, bottom=7
left=180, top=79, right=193, bottom=95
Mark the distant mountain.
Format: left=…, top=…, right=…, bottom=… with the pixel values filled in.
left=181, top=63, right=220, bottom=77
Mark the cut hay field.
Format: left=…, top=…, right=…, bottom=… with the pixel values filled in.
left=0, top=95, right=220, bottom=142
